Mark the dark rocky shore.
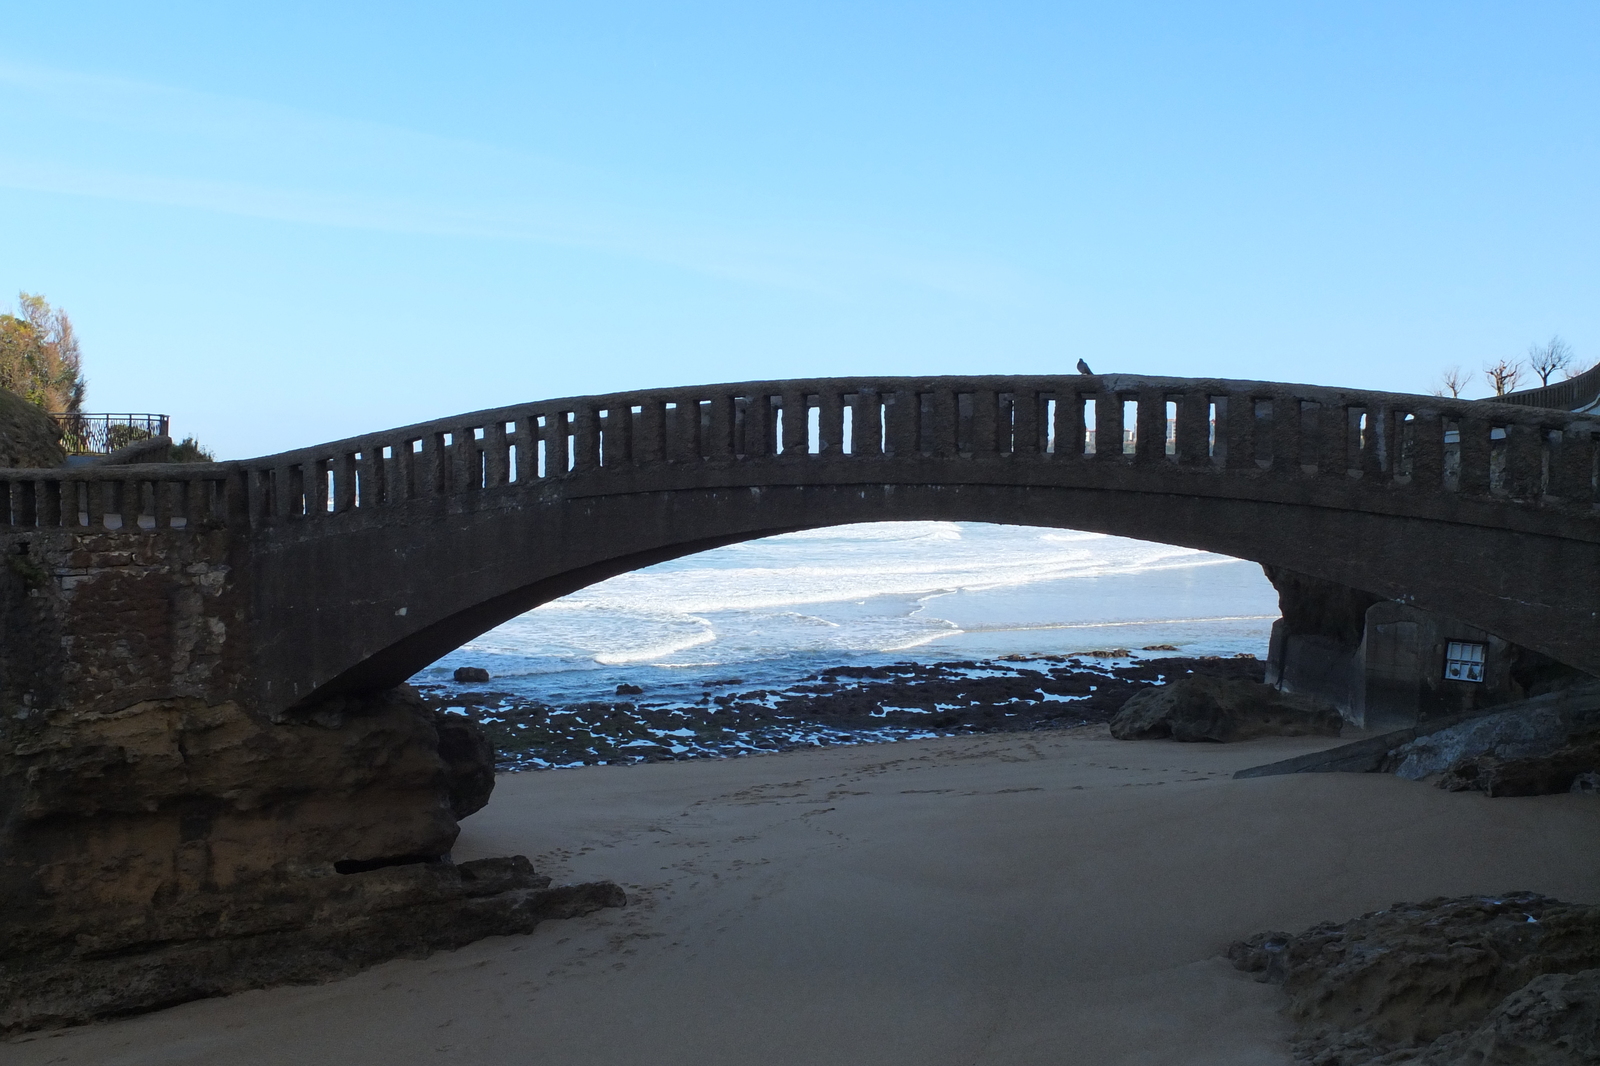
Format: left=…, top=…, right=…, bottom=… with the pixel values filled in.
left=418, top=651, right=1267, bottom=770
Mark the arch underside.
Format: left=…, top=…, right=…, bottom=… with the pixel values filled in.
left=246, top=479, right=1600, bottom=711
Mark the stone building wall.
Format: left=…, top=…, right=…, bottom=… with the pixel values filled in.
left=1265, top=566, right=1590, bottom=731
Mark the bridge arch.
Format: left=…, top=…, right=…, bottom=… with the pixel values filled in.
left=5, top=373, right=1596, bottom=713
left=222, top=375, right=1600, bottom=708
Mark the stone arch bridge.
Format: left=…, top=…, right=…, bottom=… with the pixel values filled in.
left=7, top=371, right=1600, bottom=1029
left=3, top=373, right=1599, bottom=721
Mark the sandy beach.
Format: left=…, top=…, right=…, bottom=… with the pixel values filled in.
left=8, top=727, right=1599, bottom=1066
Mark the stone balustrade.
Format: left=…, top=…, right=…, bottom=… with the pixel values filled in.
left=2, top=374, right=1597, bottom=532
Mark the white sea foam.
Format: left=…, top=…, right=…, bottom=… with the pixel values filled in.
left=419, top=522, right=1281, bottom=702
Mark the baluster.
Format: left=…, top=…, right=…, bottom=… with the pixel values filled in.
left=660, top=403, right=682, bottom=462
left=479, top=424, right=506, bottom=487
left=1501, top=423, right=1543, bottom=498
left=58, top=479, right=81, bottom=528
left=180, top=477, right=203, bottom=527
left=1361, top=407, right=1386, bottom=479
left=1315, top=404, right=1346, bottom=476
left=611, top=404, right=637, bottom=464
left=89, top=475, right=114, bottom=528
left=220, top=472, right=244, bottom=528
left=1056, top=389, right=1086, bottom=459
left=359, top=441, right=387, bottom=504
left=1271, top=395, right=1301, bottom=473
left=151, top=479, right=173, bottom=529
left=332, top=453, right=355, bottom=511
left=971, top=389, right=998, bottom=457
left=119, top=478, right=142, bottom=529
left=414, top=437, right=440, bottom=495
left=1135, top=389, right=1166, bottom=463
left=573, top=408, right=600, bottom=472
left=35, top=479, right=61, bottom=527
left=750, top=396, right=777, bottom=458
left=854, top=389, right=883, bottom=456
left=391, top=444, right=414, bottom=502
left=1094, top=389, right=1124, bottom=461
left=539, top=414, right=565, bottom=476
left=693, top=394, right=725, bottom=460
left=781, top=389, right=809, bottom=456
left=1455, top=416, right=1492, bottom=495
left=1175, top=392, right=1208, bottom=464
left=1409, top=410, right=1445, bottom=490
left=884, top=389, right=917, bottom=457
left=1549, top=428, right=1594, bottom=502
left=449, top=430, right=474, bottom=490
left=679, top=398, right=705, bottom=461
left=306, top=458, right=328, bottom=515
left=817, top=391, right=844, bottom=456
left=632, top=401, right=662, bottom=464
left=1011, top=388, right=1040, bottom=456
left=509, top=417, right=535, bottom=481
left=272, top=464, right=294, bottom=515
left=1222, top=394, right=1255, bottom=470
left=929, top=388, right=956, bottom=458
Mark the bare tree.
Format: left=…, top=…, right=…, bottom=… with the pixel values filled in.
left=1434, top=366, right=1468, bottom=397
left=1526, top=335, right=1573, bottom=386
left=1484, top=358, right=1524, bottom=396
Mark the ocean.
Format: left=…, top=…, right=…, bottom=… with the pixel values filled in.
left=414, top=521, right=1281, bottom=709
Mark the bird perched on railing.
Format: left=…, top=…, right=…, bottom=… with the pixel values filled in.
left=1076, top=359, right=1094, bottom=375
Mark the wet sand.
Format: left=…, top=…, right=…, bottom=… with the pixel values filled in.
left=9, top=727, right=1599, bottom=1065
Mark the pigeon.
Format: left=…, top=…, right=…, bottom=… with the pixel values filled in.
left=1076, top=358, right=1094, bottom=375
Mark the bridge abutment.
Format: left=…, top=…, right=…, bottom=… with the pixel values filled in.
left=0, top=527, right=613, bottom=1032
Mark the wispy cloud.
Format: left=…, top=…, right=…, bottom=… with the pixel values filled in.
left=0, top=61, right=1024, bottom=302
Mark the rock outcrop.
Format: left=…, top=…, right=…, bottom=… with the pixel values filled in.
left=1230, top=893, right=1600, bottom=1065
left=1, top=855, right=626, bottom=1033
left=434, top=708, right=496, bottom=818
left=0, top=388, right=65, bottom=468
left=1386, top=697, right=1600, bottom=797
left=1110, top=675, right=1342, bottom=742
left=0, top=682, right=620, bottom=1033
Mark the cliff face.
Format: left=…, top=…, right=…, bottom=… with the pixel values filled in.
left=0, top=524, right=622, bottom=1033
left=0, top=389, right=66, bottom=469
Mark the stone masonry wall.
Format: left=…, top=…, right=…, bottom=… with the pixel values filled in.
left=0, top=524, right=617, bottom=1033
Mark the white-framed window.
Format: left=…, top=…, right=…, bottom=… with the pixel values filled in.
left=1444, top=641, right=1486, bottom=682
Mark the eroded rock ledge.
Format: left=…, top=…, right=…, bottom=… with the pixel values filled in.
left=1231, top=894, right=1600, bottom=1064
left=1, top=856, right=625, bottom=1033
left=0, top=685, right=624, bottom=1034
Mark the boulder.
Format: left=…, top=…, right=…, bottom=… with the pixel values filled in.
left=0, top=388, right=65, bottom=468
left=1386, top=697, right=1600, bottom=796
left=1389, top=706, right=1573, bottom=780
left=1110, top=675, right=1342, bottom=742
left=1230, top=893, right=1600, bottom=1065
left=434, top=710, right=495, bottom=818
left=454, top=665, right=491, bottom=683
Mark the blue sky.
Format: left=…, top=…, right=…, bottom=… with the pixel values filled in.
left=3, top=2, right=1596, bottom=459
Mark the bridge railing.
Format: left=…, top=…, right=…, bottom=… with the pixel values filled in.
left=3, top=375, right=1598, bottom=533
left=1500, top=361, right=1600, bottom=413
left=0, top=463, right=235, bottom=531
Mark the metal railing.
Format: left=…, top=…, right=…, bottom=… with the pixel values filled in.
left=1501, top=362, right=1600, bottom=413
left=50, top=413, right=171, bottom=456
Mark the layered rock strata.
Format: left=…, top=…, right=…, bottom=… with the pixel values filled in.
left=0, top=680, right=624, bottom=1033
left=1231, top=894, right=1600, bottom=1065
